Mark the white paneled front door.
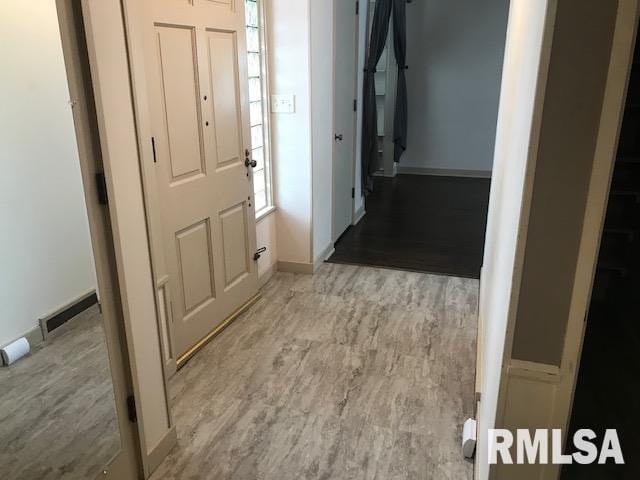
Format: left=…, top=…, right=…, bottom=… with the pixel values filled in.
left=141, top=0, right=258, bottom=360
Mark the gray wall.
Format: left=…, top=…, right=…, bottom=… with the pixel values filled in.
left=402, top=0, right=509, bottom=175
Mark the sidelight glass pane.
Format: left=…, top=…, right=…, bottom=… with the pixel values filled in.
left=254, top=188, right=267, bottom=212
left=245, top=0, right=258, bottom=27
left=246, top=26, right=259, bottom=53
left=252, top=146, right=264, bottom=171
left=250, top=101, right=263, bottom=127
left=253, top=169, right=267, bottom=208
left=248, top=77, right=261, bottom=102
left=247, top=52, right=261, bottom=78
left=251, top=125, right=264, bottom=149
left=245, top=0, right=272, bottom=215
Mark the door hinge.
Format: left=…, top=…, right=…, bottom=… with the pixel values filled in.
left=254, top=246, right=267, bottom=261
left=96, top=172, right=108, bottom=205
left=353, top=99, right=357, bottom=112
left=351, top=188, right=355, bottom=199
left=126, top=395, right=137, bottom=423
left=151, top=136, right=157, bottom=163
left=356, top=0, right=359, bottom=15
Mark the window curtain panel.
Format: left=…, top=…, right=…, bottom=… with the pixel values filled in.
left=361, top=0, right=393, bottom=194
left=392, top=0, right=407, bottom=163
left=361, top=0, right=408, bottom=193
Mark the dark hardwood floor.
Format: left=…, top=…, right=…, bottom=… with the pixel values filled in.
left=328, top=174, right=491, bottom=278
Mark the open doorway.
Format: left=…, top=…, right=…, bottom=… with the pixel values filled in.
left=329, top=0, right=508, bottom=278
left=563, top=28, right=640, bottom=480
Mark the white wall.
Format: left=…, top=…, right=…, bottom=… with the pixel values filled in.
left=266, top=0, right=335, bottom=269
left=353, top=0, right=369, bottom=219
left=0, top=1, right=97, bottom=347
left=402, top=0, right=509, bottom=175
left=476, top=1, right=554, bottom=477
left=267, top=0, right=313, bottom=266
left=256, top=212, right=278, bottom=280
left=310, top=0, right=335, bottom=261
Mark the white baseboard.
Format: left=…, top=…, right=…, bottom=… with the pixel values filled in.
left=396, top=166, right=492, bottom=178
left=258, top=262, right=277, bottom=287
left=147, top=425, right=177, bottom=476
left=1, top=325, right=45, bottom=352
left=277, top=244, right=334, bottom=276
left=494, top=359, right=563, bottom=479
left=313, top=243, right=335, bottom=273
left=277, top=260, right=314, bottom=275
left=353, top=204, right=366, bottom=225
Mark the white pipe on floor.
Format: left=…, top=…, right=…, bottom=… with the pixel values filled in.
left=1, top=337, right=30, bottom=366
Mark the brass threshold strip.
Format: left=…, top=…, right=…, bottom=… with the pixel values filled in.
left=176, top=292, right=261, bottom=369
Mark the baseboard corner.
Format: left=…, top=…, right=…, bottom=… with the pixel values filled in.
left=353, top=204, right=366, bottom=225
left=277, top=260, right=315, bottom=275
left=258, top=262, right=277, bottom=287
left=146, top=424, right=178, bottom=477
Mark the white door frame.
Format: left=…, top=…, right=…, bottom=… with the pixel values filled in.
left=56, top=0, right=144, bottom=477
left=352, top=0, right=369, bottom=225
left=552, top=0, right=639, bottom=470
left=332, top=0, right=361, bottom=242
left=78, top=0, right=178, bottom=476
left=475, top=1, right=639, bottom=478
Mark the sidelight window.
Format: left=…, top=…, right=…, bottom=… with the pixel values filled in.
left=245, top=0, right=273, bottom=216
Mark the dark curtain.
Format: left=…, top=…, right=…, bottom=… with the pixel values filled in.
left=361, top=0, right=392, bottom=194
left=392, top=0, right=408, bottom=163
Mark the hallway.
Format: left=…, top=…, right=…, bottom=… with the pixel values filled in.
left=152, top=264, right=477, bottom=479
left=329, top=175, right=491, bottom=279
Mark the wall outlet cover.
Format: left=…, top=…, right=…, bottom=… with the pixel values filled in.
left=271, top=94, right=295, bottom=113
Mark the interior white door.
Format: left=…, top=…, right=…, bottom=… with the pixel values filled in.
left=333, top=0, right=359, bottom=241
left=141, top=0, right=259, bottom=361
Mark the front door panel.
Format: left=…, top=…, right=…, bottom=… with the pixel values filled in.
left=143, top=0, right=258, bottom=359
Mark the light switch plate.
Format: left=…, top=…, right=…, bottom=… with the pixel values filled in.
left=271, top=94, right=295, bottom=113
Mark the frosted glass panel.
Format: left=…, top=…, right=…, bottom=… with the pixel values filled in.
left=248, top=77, right=261, bottom=102
left=250, top=101, right=263, bottom=127
left=245, top=0, right=258, bottom=27
left=251, top=125, right=264, bottom=149
left=248, top=53, right=260, bottom=77
left=244, top=0, right=271, bottom=213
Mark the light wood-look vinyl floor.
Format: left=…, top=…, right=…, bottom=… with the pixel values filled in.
left=0, top=305, right=120, bottom=480
left=153, top=263, right=478, bottom=480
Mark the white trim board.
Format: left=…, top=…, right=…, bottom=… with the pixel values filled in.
left=313, top=243, right=335, bottom=272
left=352, top=204, right=366, bottom=225
left=277, top=260, right=314, bottom=275
left=396, top=166, right=492, bottom=178
left=277, top=242, right=334, bottom=276
left=258, top=262, right=277, bottom=288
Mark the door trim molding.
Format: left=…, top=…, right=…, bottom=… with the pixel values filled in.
left=331, top=0, right=359, bottom=242
left=176, top=292, right=261, bottom=369
left=56, top=0, right=142, bottom=476
left=352, top=204, right=366, bottom=226
left=553, top=0, right=640, bottom=469
left=146, top=425, right=178, bottom=475
left=258, top=262, right=277, bottom=288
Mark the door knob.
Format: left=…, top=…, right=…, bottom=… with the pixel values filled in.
left=244, top=149, right=257, bottom=168
left=335, top=134, right=344, bottom=141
